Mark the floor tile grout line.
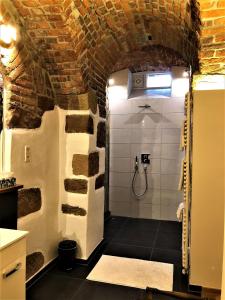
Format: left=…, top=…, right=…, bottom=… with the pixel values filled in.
left=149, top=221, right=161, bottom=260
left=69, top=278, right=87, bottom=300
left=106, top=241, right=153, bottom=251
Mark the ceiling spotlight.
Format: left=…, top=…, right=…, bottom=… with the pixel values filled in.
left=0, top=24, right=17, bottom=49
left=108, top=78, right=115, bottom=86
left=183, top=71, right=189, bottom=78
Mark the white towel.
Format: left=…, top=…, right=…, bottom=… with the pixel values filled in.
left=177, top=202, right=184, bottom=222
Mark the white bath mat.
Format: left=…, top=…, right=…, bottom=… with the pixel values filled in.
left=87, top=255, right=173, bottom=291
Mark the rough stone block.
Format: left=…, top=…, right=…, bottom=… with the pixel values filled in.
left=58, top=90, right=97, bottom=113
left=78, top=90, right=97, bottom=114
left=64, top=178, right=88, bottom=194
left=99, top=104, right=106, bottom=119
left=97, top=122, right=106, bottom=148
left=62, top=204, right=87, bottom=216
left=72, top=152, right=99, bottom=177
left=7, top=106, right=42, bottom=129
left=95, top=173, right=105, bottom=190
left=38, top=95, right=55, bottom=112
left=65, top=115, right=94, bottom=134
left=18, top=188, right=42, bottom=218
left=26, top=252, right=44, bottom=280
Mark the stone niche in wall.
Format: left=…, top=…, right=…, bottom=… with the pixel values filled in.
left=72, top=152, right=99, bottom=177
left=65, top=115, right=94, bottom=134
left=64, top=178, right=88, bottom=194
left=18, top=188, right=42, bottom=218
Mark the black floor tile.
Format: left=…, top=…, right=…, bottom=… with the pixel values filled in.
left=154, top=230, right=182, bottom=251
left=27, top=217, right=188, bottom=300
left=126, top=218, right=160, bottom=232
left=48, top=264, right=90, bottom=279
left=114, top=227, right=157, bottom=247
left=104, top=217, right=128, bottom=240
left=159, top=221, right=182, bottom=233
left=71, top=280, right=143, bottom=300
left=104, top=241, right=152, bottom=260
left=26, top=274, right=83, bottom=300
left=151, top=248, right=182, bottom=266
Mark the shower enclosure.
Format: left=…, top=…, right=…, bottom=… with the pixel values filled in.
left=107, top=67, right=189, bottom=221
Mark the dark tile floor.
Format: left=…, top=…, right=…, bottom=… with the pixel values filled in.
left=27, top=216, right=188, bottom=300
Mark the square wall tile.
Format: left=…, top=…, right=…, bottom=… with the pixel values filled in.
left=109, top=98, right=131, bottom=114
left=109, top=187, right=130, bottom=203
left=130, top=188, right=160, bottom=204
left=131, top=129, right=161, bottom=143
left=147, top=174, right=161, bottom=189
left=161, top=190, right=183, bottom=205
left=161, top=159, right=181, bottom=175
left=110, top=143, right=130, bottom=158
left=132, top=202, right=152, bottom=219
left=162, top=128, right=181, bottom=144
left=152, top=205, right=161, bottom=220
left=161, top=144, right=183, bottom=160
left=110, top=114, right=132, bottom=129
left=161, top=204, right=178, bottom=221
left=109, top=172, right=131, bottom=187
left=161, top=113, right=184, bottom=129
left=163, top=100, right=184, bottom=113
left=131, top=143, right=161, bottom=159
left=131, top=113, right=162, bottom=129
left=110, top=157, right=131, bottom=172
left=110, top=201, right=133, bottom=217
left=110, top=129, right=131, bottom=144
left=161, top=174, right=179, bottom=190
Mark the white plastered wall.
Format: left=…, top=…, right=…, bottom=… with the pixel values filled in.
left=58, top=106, right=104, bottom=259
left=9, top=107, right=61, bottom=266
left=4, top=102, right=105, bottom=270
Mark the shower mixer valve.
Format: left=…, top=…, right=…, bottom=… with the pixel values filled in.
left=141, top=154, right=150, bottom=164
left=132, top=154, right=150, bottom=197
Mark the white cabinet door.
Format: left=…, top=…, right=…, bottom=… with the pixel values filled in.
left=0, top=256, right=26, bottom=300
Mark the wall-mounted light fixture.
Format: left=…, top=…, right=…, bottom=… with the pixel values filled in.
left=108, top=78, right=115, bottom=86
left=182, top=70, right=189, bottom=78
left=0, top=24, right=17, bottom=49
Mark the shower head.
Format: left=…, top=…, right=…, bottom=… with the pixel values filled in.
left=138, top=104, right=151, bottom=109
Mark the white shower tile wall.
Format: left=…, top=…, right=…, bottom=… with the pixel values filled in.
left=109, top=94, right=185, bottom=221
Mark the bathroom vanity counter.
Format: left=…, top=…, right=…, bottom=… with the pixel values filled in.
left=0, top=184, right=23, bottom=194
left=0, top=228, right=28, bottom=300
left=0, top=228, right=28, bottom=250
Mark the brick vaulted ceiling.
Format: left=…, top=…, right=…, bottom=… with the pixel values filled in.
left=13, top=0, right=200, bottom=110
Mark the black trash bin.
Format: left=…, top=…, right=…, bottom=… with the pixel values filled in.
left=58, top=240, right=77, bottom=271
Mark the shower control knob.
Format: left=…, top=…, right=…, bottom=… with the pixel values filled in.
left=141, top=154, right=150, bottom=164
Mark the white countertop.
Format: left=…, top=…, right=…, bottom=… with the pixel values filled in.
left=0, top=228, right=28, bottom=250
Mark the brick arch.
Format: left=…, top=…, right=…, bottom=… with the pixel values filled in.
left=0, top=0, right=56, bottom=129
left=13, top=0, right=200, bottom=117
left=112, top=45, right=188, bottom=73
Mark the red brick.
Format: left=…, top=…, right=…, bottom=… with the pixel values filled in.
left=201, top=8, right=225, bottom=18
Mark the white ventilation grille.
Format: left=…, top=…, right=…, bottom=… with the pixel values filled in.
left=132, top=74, right=145, bottom=88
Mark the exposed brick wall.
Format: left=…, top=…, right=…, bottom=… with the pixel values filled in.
left=113, top=45, right=188, bottom=73
left=199, top=0, right=225, bottom=73
left=13, top=0, right=201, bottom=115
left=7, top=1, right=225, bottom=122
left=0, top=0, right=56, bottom=129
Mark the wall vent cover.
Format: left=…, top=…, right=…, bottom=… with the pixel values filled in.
left=133, top=74, right=145, bottom=88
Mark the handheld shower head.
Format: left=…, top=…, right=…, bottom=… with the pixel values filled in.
left=135, top=156, right=139, bottom=170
